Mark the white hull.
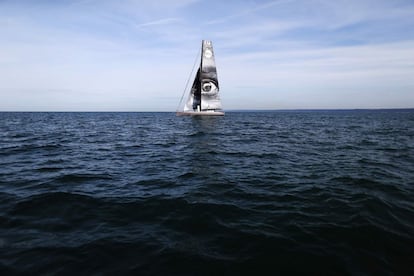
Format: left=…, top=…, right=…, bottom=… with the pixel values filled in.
left=176, top=111, right=224, bottom=116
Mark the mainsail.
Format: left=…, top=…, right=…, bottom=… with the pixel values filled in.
left=182, top=40, right=223, bottom=115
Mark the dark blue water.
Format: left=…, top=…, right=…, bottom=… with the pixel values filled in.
left=1, top=110, right=413, bottom=275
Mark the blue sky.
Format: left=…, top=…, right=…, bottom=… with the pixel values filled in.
left=1, top=0, right=414, bottom=111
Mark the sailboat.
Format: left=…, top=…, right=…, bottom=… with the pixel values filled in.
left=176, top=40, right=224, bottom=116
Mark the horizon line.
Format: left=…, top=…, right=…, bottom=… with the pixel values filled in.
left=1, top=108, right=413, bottom=113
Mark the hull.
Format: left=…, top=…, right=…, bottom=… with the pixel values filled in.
left=176, top=111, right=225, bottom=116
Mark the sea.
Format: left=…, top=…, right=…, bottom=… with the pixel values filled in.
left=0, top=110, right=413, bottom=275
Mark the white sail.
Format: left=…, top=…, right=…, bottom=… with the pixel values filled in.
left=177, top=40, right=224, bottom=116
left=183, top=95, right=193, bottom=112
left=183, top=69, right=200, bottom=112
left=200, top=40, right=222, bottom=111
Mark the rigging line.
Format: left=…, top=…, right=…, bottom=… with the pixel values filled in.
left=176, top=47, right=201, bottom=112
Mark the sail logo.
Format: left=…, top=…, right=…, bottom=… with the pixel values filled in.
left=204, top=49, right=213, bottom=59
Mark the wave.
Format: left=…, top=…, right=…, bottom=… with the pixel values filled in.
left=1, top=111, right=414, bottom=275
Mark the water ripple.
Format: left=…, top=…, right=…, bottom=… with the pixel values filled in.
left=0, top=111, right=413, bottom=275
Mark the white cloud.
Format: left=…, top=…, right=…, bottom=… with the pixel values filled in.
left=205, top=0, right=294, bottom=25
left=135, top=18, right=182, bottom=28
left=217, top=40, right=414, bottom=108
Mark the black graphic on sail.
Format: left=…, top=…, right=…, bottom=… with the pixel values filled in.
left=191, top=69, right=201, bottom=111
left=184, top=40, right=222, bottom=112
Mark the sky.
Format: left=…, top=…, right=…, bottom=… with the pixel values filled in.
left=1, top=0, right=414, bottom=111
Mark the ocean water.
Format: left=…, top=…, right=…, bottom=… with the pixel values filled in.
left=0, top=110, right=413, bottom=275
